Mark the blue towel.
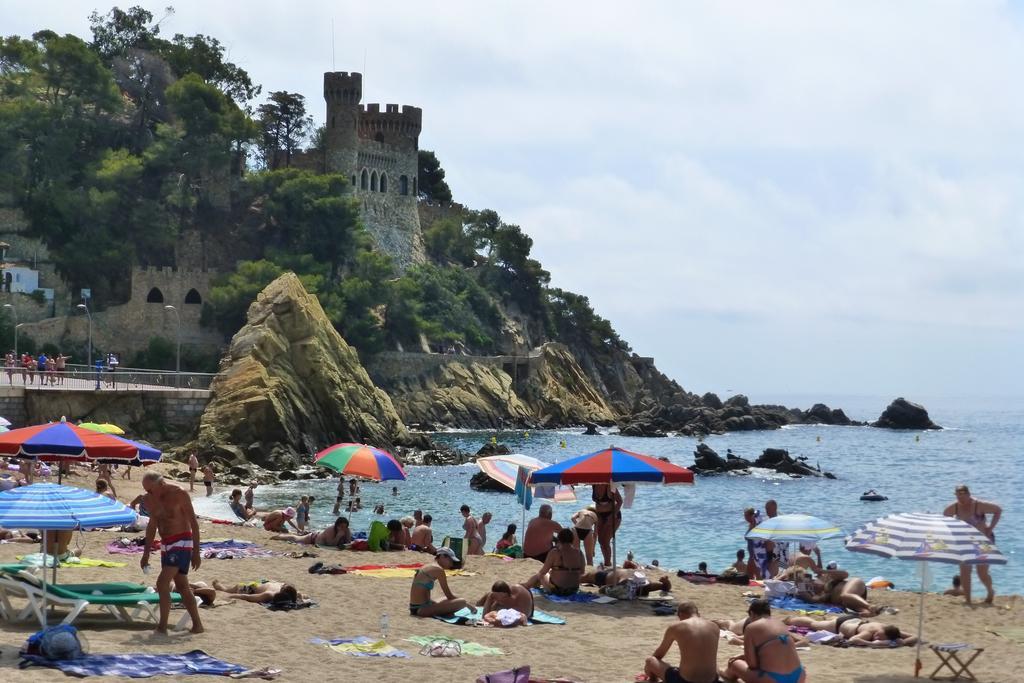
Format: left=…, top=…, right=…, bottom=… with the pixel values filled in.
left=434, top=607, right=565, bottom=625
left=530, top=588, right=603, bottom=604
left=20, top=650, right=246, bottom=677
left=767, top=595, right=845, bottom=614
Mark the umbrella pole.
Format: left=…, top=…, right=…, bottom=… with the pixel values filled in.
left=915, top=562, right=925, bottom=677
left=41, top=529, right=48, bottom=628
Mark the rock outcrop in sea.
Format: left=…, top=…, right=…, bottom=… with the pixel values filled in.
left=690, top=444, right=836, bottom=478
left=190, top=273, right=428, bottom=469
left=872, top=397, right=941, bottom=430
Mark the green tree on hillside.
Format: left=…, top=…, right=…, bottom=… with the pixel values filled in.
left=417, top=149, right=452, bottom=203
left=258, top=91, right=312, bottom=169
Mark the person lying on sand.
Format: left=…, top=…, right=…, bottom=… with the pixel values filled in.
left=188, top=580, right=303, bottom=606
left=271, top=517, right=352, bottom=547
left=643, top=600, right=722, bottom=683
left=262, top=507, right=298, bottom=533
left=722, top=602, right=807, bottom=683
left=783, top=615, right=917, bottom=647
left=0, top=526, right=38, bottom=543
left=522, top=528, right=585, bottom=597
left=809, top=569, right=880, bottom=617
left=712, top=600, right=808, bottom=648
left=581, top=567, right=672, bottom=596
left=408, top=547, right=476, bottom=618
left=476, top=580, right=535, bottom=625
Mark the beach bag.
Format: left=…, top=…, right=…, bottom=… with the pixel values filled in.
left=24, top=625, right=85, bottom=660
left=368, top=521, right=389, bottom=552
left=763, top=580, right=797, bottom=598
left=419, top=638, right=462, bottom=657
left=476, top=666, right=531, bottom=683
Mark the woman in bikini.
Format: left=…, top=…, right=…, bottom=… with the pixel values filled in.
left=408, top=547, right=476, bottom=618
left=944, top=484, right=1001, bottom=604
left=723, top=603, right=806, bottom=683
left=196, top=580, right=301, bottom=605
left=525, top=528, right=586, bottom=596
left=783, top=614, right=916, bottom=647
left=592, top=483, right=622, bottom=568
left=271, top=517, right=351, bottom=546
left=571, top=506, right=598, bottom=566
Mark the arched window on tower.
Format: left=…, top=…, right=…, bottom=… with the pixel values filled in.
left=400, top=175, right=409, bottom=195
left=380, top=173, right=388, bottom=193
left=360, top=169, right=369, bottom=190
left=370, top=171, right=378, bottom=192
left=184, top=288, right=202, bottom=305
left=146, top=287, right=164, bottom=303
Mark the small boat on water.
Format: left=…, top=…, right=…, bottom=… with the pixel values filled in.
left=860, top=489, right=888, bottom=501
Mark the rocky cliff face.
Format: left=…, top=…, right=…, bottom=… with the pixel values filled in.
left=191, top=273, right=415, bottom=469
left=381, top=342, right=616, bottom=429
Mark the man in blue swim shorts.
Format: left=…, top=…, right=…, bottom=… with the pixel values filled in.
left=140, top=472, right=204, bottom=633
left=643, top=601, right=722, bottom=683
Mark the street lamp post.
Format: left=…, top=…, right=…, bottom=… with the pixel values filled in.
left=164, top=305, right=180, bottom=388
left=2, top=303, right=16, bottom=356
left=75, top=302, right=92, bottom=369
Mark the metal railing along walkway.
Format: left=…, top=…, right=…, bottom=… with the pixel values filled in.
left=0, top=364, right=215, bottom=391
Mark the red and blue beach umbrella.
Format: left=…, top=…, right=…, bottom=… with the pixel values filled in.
left=314, top=443, right=407, bottom=482
left=529, top=446, right=694, bottom=486
left=0, top=421, right=158, bottom=463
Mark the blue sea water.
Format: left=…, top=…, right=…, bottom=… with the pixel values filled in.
left=194, top=394, right=1023, bottom=595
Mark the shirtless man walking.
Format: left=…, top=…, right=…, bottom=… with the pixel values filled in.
left=644, top=600, right=722, bottom=683
left=944, top=484, right=1001, bottom=604
left=140, top=472, right=204, bottom=633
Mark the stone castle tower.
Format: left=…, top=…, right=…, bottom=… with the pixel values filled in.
left=322, top=72, right=426, bottom=269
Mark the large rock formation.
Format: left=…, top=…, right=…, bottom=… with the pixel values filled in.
left=378, top=342, right=616, bottom=429
left=690, top=444, right=836, bottom=478
left=873, top=398, right=941, bottom=430
left=192, top=273, right=419, bottom=469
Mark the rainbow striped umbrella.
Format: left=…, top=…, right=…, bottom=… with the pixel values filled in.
left=0, top=422, right=151, bottom=462
left=477, top=454, right=576, bottom=502
left=314, top=443, right=407, bottom=482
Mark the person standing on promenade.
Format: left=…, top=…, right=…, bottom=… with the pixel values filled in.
left=523, top=504, right=562, bottom=563
left=944, top=484, right=1001, bottom=604
left=140, top=472, right=203, bottom=634
left=643, top=601, right=722, bottom=683
left=187, top=452, right=199, bottom=492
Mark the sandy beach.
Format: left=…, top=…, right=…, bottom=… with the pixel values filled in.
left=0, top=468, right=1019, bottom=683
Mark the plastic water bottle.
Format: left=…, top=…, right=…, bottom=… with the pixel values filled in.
left=379, top=613, right=389, bottom=640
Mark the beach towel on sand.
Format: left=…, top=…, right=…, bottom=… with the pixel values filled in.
left=17, top=554, right=125, bottom=568
left=405, top=636, right=505, bottom=656
left=310, top=636, right=410, bottom=658
left=19, top=649, right=246, bottom=677
left=766, top=595, right=844, bottom=614
left=530, top=589, right=613, bottom=604
left=434, top=607, right=565, bottom=626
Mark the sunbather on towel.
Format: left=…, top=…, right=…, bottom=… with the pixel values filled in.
left=262, top=508, right=298, bottom=533
left=713, top=600, right=808, bottom=647
left=408, top=547, right=476, bottom=618
left=272, top=517, right=352, bottom=547
left=476, top=580, right=535, bottom=621
left=0, top=526, right=39, bottom=543
left=782, top=615, right=917, bottom=647
left=581, top=567, right=671, bottom=596
left=804, top=569, right=879, bottom=617
left=522, top=528, right=585, bottom=597
left=211, top=579, right=303, bottom=605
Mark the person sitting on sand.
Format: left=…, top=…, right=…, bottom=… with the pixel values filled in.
left=384, top=519, right=406, bottom=550
left=271, top=516, right=352, bottom=547
left=192, top=580, right=303, bottom=606
left=786, top=544, right=823, bottom=575
left=581, top=567, right=672, bottom=596
left=944, top=575, right=964, bottom=597
left=496, top=524, right=517, bottom=552
left=523, top=504, right=562, bottom=563
left=523, top=528, right=585, bottom=596
left=477, top=580, right=535, bottom=626
left=807, top=568, right=880, bottom=617
left=262, top=507, right=299, bottom=533
left=728, top=549, right=747, bottom=575
left=722, top=603, right=806, bottom=683
left=408, top=547, right=477, bottom=618
left=644, top=600, right=722, bottom=683
left=410, top=514, right=436, bottom=553
left=712, top=600, right=808, bottom=648
left=229, top=489, right=256, bottom=521
left=95, top=478, right=117, bottom=500
left=782, top=615, right=917, bottom=647
left=399, top=516, right=415, bottom=546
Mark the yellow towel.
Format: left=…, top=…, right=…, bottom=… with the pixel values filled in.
left=17, top=555, right=126, bottom=568
left=328, top=640, right=405, bottom=656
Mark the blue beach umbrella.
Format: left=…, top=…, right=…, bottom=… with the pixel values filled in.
left=0, top=483, right=137, bottom=626
left=745, top=514, right=844, bottom=544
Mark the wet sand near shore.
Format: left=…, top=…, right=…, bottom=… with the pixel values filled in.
left=0, top=466, right=1018, bottom=682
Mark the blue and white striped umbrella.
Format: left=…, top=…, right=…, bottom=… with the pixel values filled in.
left=0, top=483, right=136, bottom=530
left=746, top=513, right=843, bottom=543
left=844, top=512, right=1007, bottom=566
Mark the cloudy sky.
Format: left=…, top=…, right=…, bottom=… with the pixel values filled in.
left=9, top=2, right=1024, bottom=401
